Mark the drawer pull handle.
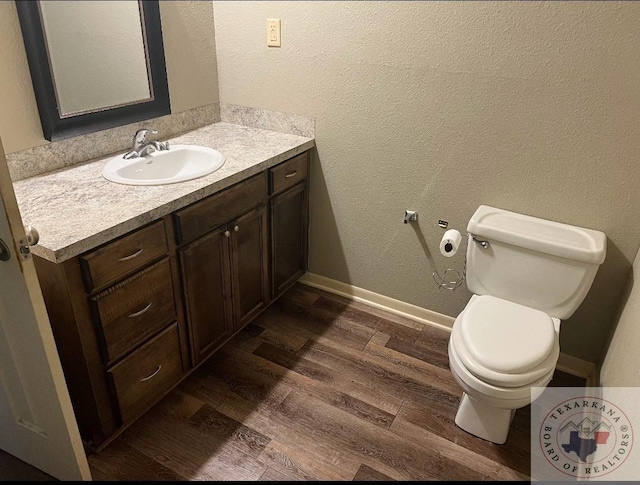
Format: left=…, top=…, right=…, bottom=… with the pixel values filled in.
left=140, top=365, right=162, bottom=382
left=285, top=171, right=298, bottom=179
left=224, top=230, right=231, bottom=238
left=233, top=225, right=239, bottom=232
left=128, top=302, right=153, bottom=318
left=118, top=248, right=143, bottom=262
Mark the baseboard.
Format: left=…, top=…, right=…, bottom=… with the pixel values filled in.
left=299, top=272, right=454, bottom=332
left=556, top=353, right=599, bottom=388
left=299, top=272, right=599, bottom=386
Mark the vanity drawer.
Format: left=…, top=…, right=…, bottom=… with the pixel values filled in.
left=80, top=220, right=168, bottom=292
left=90, top=259, right=176, bottom=364
left=173, top=172, right=267, bottom=245
left=108, top=323, right=183, bottom=424
left=269, top=152, right=309, bottom=195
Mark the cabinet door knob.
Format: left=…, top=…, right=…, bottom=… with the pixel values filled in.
left=224, top=230, right=231, bottom=238
left=234, top=225, right=240, bottom=232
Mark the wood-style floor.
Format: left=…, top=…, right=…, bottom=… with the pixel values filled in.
left=87, top=284, right=585, bottom=481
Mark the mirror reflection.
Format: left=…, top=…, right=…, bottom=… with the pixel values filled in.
left=39, top=1, right=152, bottom=117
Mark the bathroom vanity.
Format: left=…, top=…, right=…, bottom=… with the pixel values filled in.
left=13, top=122, right=314, bottom=450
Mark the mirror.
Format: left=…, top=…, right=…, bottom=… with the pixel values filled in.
left=16, top=0, right=170, bottom=141
left=38, top=1, right=151, bottom=117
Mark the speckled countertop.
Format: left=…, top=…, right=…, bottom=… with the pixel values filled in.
left=13, top=122, right=315, bottom=263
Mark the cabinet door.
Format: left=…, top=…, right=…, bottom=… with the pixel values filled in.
left=271, top=182, right=308, bottom=299
left=229, top=205, right=269, bottom=331
left=179, top=227, right=233, bottom=365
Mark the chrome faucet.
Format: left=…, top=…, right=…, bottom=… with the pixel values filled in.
left=123, top=128, right=170, bottom=159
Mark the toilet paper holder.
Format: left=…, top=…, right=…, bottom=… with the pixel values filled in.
left=432, top=267, right=465, bottom=291
left=429, top=217, right=490, bottom=290
left=432, top=222, right=470, bottom=291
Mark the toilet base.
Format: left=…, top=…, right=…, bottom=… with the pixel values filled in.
left=454, top=393, right=516, bottom=444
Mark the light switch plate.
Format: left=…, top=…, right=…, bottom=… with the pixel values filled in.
left=267, top=18, right=281, bottom=47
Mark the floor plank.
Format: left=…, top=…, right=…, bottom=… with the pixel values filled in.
left=308, top=296, right=423, bottom=345
left=268, top=298, right=377, bottom=350
left=275, top=389, right=488, bottom=481
left=79, top=282, right=588, bottom=481
left=199, top=350, right=294, bottom=414
left=299, top=334, right=461, bottom=411
left=120, top=392, right=267, bottom=480
left=353, top=463, right=396, bottom=481
left=88, top=440, right=185, bottom=481
left=385, top=324, right=451, bottom=369
left=216, top=390, right=362, bottom=480
left=189, top=404, right=272, bottom=458
left=252, top=341, right=399, bottom=424
left=222, top=329, right=404, bottom=418
left=396, top=397, right=531, bottom=475
left=258, top=465, right=302, bottom=481
left=258, top=439, right=357, bottom=481
left=389, top=414, right=526, bottom=480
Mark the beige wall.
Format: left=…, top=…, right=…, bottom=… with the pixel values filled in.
left=0, top=2, right=43, bottom=153
left=160, top=0, right=219, bottom=115
left=600, top=248, right=640, bottom=386
left=0, top=1, right=219, bottom=154
left=213, top=1, right=640, bottom=362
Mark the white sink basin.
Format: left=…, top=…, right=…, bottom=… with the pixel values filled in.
left=102, top=145, right=225, bottom=185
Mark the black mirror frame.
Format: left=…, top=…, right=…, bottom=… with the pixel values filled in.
left=16, top=0, right=170, bottom=141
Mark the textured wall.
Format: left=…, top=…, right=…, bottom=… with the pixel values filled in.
left=213, top=1, right=640, bottom=362
left=159, top=0, right=219, bottom=114
left=600, top=249, right=640, bottom=386
left=0, top=2, right=44, bottom=153
left=0, top=1, right=219, bottom=154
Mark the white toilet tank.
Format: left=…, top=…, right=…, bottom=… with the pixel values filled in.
left=465, top=205, right=607, bottom=319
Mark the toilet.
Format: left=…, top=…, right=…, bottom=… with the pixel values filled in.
left=448, top=205, right=606, bottom=444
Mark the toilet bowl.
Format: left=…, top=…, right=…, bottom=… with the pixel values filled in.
left=448, top=295, right=560, bottom=443
left=448, top=205, right=606, bottom=444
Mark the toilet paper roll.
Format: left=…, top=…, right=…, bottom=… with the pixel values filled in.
left=440, top=229, right=462, bottom=258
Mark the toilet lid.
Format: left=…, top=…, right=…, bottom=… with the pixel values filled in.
left=460, top=295, right=556, bottom=374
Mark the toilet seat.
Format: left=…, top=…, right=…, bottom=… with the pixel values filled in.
left=451, top=295, right=559, bottom=387
left=448, top=337, right=554, bottom=405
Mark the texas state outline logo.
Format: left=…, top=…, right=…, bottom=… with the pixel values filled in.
left=538, top=395, right=634, bottom=479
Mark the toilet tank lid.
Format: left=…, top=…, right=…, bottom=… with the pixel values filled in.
left=467, top=205, right=606, bottom=264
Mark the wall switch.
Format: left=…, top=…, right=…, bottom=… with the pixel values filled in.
left=267, top=19, right=281, bottom=47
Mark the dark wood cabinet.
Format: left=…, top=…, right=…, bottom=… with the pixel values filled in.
left=79, top=220, right=168, bottom=292
left=175, top=173, right=269, bottom=364
left=34, top=150, right=310, bottom=451
left=268, top=151, right=310, bottom=299
left=34, top=217, right=185, bottom=448
left=179, top=226, right=233, bottom=365
left=107, top=323, right=183, bottom=424
left=89, top=259, right=177, bottom=365
left=271, top=182, right=308, bottom=299
left=229, top=205, right=269, bottom=330
left=173, top=174, right=267, bottom=246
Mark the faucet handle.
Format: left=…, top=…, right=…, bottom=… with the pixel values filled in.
left=133, top=128, right=158, bottom=145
